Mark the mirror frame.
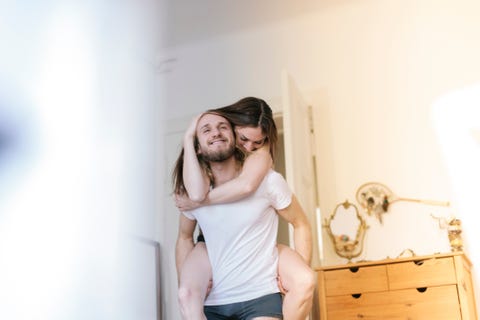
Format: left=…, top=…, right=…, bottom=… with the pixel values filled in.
left=323, top=200, right=369, bottom=261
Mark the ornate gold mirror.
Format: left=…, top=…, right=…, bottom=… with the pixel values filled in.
left=323, top=200, right=368, bottom=261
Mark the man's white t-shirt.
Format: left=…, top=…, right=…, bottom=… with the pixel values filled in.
left=183, top=169, right=292, bottom=305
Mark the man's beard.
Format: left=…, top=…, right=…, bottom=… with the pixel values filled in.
left=199, top=143, right=236, bottom=162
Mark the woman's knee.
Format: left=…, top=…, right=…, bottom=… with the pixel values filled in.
left=178, top=286, right=201, bottom=307
left=177, top=287, right=191, bottom=306
left=178, top=286, right=206, bottom=319
left=292, top=267, right=316, bottom=296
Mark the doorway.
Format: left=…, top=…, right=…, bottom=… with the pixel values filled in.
left=274, top=113, right=290, bottom=247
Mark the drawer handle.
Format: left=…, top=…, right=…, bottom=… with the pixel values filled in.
left=351, top=293, right=362, bottom=299
left=413, top=260, right=424, bottom=266
left=349, top=267, right=359, bottom=273
left=416, top=287, right=427, bottom=293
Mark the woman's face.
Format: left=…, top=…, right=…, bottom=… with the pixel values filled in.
left=235, top=126, right=266, bottom=152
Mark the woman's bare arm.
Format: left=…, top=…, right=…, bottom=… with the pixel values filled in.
left=205, top=145, right=272, bottom=203
left=175, top=144, right=272, bottom=211
left=182, top=114, right=210, bottom=202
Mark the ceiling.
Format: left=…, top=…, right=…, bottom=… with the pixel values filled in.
left=161, top=0, right=329, bottom=48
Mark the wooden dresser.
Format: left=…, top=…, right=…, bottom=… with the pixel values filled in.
left=316, top=252, right=478, bottom=319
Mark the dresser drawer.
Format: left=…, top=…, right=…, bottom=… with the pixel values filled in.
left=326, top=290, right=389, bottom=319
left=388, top=257, right=457, bottom=290
left=323, top=265, right=388, bottom=296
left=325, top=285, right=461, bottom=320
left=388, top=285, right=462, bottom=319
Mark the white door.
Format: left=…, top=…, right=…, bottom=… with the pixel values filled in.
left=281, top=70, right=322, bottom=268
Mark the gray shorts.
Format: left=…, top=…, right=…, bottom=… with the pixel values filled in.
left=204, top=293, right=283, bottom=320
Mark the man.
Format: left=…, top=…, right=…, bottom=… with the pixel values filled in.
left=174, top=112, right=312, bottom=319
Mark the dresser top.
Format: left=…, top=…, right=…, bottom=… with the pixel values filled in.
left=315, top=251, right=471, bottom=271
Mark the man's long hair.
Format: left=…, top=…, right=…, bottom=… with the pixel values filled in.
left=171, top=111, right=245, bottom=196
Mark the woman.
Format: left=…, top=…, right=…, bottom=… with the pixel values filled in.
left=174, top=97, right=315, bottom=320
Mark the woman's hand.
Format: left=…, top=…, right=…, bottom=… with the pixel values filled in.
left=175, top=193, right=203, bottom=211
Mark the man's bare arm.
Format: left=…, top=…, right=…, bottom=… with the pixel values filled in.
left=276, top=195, right=312, bottom=264
left=175, top=214, right=198, bottom=282
left=182, top=114, right=210, bottom=201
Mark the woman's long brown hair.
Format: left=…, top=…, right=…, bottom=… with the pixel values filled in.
left=211, top=97, right=278, bottom=161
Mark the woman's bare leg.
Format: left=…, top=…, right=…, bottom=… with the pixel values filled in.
left=178, top=242, right=211, bottom=320
left=277, top=244, right=316, bottom=320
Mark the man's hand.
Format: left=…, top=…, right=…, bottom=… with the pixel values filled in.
left=206, top=279, right=213, bottom=296
left=175, top=193, right=203, bottom=211
left=277, top=275, right=288, bottom=294
left=184, top=114, right=202, bottom=141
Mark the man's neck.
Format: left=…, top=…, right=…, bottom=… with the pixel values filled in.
left=210, top=156, right=240, bottom=187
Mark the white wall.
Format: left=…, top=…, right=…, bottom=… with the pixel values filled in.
left=159, top=0, right=480, bottom=318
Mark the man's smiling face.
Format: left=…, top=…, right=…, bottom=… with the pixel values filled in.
left=196, top=113, right=236, bottom=162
